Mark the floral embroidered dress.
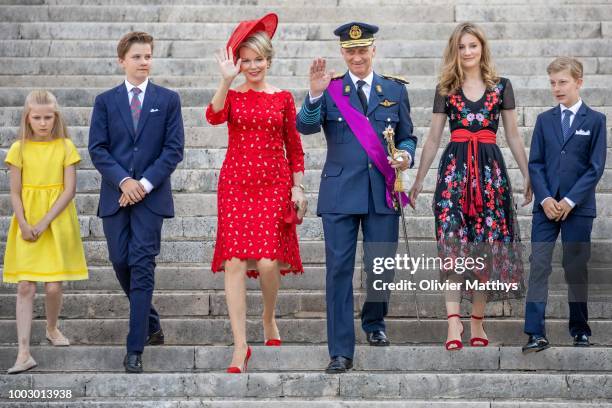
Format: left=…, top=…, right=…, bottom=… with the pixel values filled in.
left=205, top=89, right=305, bottom=278
left=432, top=78, right=525, bottom=301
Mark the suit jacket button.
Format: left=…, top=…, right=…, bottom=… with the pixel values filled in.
left=368, top=163, right=372, bottom=169
left=129, top=168, right=133, bottom=172
left=338, top=117, right=343, bottom=122
left=561, top=151, right=566, bottom=154
left=134, top=147, right=139, bottom=152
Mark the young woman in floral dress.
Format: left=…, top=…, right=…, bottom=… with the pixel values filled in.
left=409, top=22, right=532, bottom=350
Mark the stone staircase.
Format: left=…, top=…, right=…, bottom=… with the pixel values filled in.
left=1, top=0, right=612, bottom=406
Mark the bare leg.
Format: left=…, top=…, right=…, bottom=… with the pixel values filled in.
left=224, top=258, right=249, bottom=368
left=15, top=281, right=36, bottom=364
left=470, top=291, right=488, bottom=342
left=257, top=259, right=281, bottom=341
left=44, top=282, right=63, bottom=335
left=444, top=274, right=464, bottom=349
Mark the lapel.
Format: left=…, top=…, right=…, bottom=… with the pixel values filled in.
left=551, top=105, right=564, bottom=146
left=562, top=102, right=588, bottom=148
left=342, top=72, right=364, bottom=114
left=135, top=81, right=158, bottom=142
left=366, top=73, right=382, bottom=116
left=114, top=83, right=136, bottom=139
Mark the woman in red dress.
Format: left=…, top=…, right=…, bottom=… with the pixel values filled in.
left=205, top=14, right=306, bottom=373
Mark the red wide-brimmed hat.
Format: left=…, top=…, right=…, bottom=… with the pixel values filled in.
left=226, top=13, right=278, bottom=61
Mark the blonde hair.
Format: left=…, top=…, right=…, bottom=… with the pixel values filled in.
left=238, top=31, right=275, bottom=64
left=438, top=22, right=499, bottom=96
left=547, top=56, right=583, bottom=80
left=17, top=90, right=70, bottom=161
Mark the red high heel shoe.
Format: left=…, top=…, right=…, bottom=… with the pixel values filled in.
left=226, top=346, right=252, bottom=373
left=265, top=339, right=282, bottom=346
left=445, top=314, right=464, bottom=351
left=470, top=315, right=489, bottom=347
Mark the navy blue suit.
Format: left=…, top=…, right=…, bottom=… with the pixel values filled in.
left=525, top=102, right=606, bottom=337
left=88, top=81, right=184, bottom=353
left=297, top=72, right=416, bottom=359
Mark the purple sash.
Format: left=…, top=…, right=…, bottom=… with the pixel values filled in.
left=327, top=79, right=409, bottom=209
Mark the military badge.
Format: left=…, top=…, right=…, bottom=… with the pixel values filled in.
left=349, top=25, right=362, bottom=40
left=379, top=99, right=397, bottom=107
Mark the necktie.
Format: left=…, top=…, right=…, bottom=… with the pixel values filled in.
left=356, top=80, right=368, bottom=114
left=562, top=109, right=573, bottom=141
left=130, top=87, right=142, bottom=131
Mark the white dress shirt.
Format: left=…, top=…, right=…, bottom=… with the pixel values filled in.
left=540, top=98, right=583, bottom=209
left=120, top=78, right=154, bottom=193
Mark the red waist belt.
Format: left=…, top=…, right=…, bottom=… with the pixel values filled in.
left=450, top=129, right=497, bottom=217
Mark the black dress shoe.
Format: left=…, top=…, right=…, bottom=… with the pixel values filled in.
left=573, top=334, right=590, bottom=347
left=123, top=353, right=143, bottom=373
left=367, top=330, right=390, bottom=346
left=325, top=356, right=353, bottom=374
left=521, top=335, right=550, bottom=353
left=146, top=329, right=165, bottom=346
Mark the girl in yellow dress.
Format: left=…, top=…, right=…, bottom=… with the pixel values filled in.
left=3, top=90, right=88, bottom=374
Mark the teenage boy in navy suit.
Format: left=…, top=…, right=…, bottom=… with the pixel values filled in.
left=88, top=32, right=184, bottom=372
left=524, top=57, right=606, bottom=352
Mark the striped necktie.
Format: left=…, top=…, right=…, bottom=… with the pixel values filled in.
left=130, top=87, right=142, bottom=131
left=562, top=109, right=573, bottom=141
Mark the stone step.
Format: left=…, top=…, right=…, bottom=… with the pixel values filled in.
left=3, top=86, right=612, bottom=107
left=3, top=39, right=612, bottom=59
left=3, top=105, right=612, bottom=128
left=1, top=57, right=608, bottom=76
left=7, top=125, right=612, bottom=150
left=1, top=318, right=612, bottom=346
left=1, top=345, right=612, bottom=373
left=0, top=371, right=611, bottom=400
left=5, top=146, right=612, bottom=177
left=0, top=401, right=609, bottom=408
left=5, top=211, right=612, bottom=241
left=6, top=191, right=612, bottom=218
left=4, top=169, right=612, bottom=199
left=0, top=21, right=603, bottom=41
left=1, top=4, right=610, bottom=23
left=3, top=263, right=607, bottom=292
left=0, top=5, right=456, bottom=23
left=4, top=74, right=612, bottom=89
left=0, top=291, right=610, bottom=320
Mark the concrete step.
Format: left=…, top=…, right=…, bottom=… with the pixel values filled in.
left=0, top=291, right=611, bottom=320
left=1, top=345, right=612, bottom=372
left=3, top=263, right=607, bottom=292
left=3, top=39, right=612, bottom=59
left=1, top=318, right=612, bottom=346
left=0, top=371, right=611, bottom=400
left=1, top=57, right=608, bottom=76
left=0, top=401, right=610, bottom=408
left=4, top=74, right=612, bottom=89
left=2, top=105, right=611, bottom=128
left=3, top=86, right=612, bottom=108
left=0, top=21, right=603, bottom=41
left=6, top=211, right=612, bottom=241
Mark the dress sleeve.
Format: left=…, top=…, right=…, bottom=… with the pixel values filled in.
left=205, top=91, right=231, bottom=125
left=4, top=141, right=22, bottom=169
left=501, top=78, right=516, bottom=110
left=282, top=92, right=305, bottom=173
left=63, top=139, right=81, bottom=167
left=432, top=85, right=447, bottom=114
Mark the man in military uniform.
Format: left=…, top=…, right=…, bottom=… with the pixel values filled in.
left=296, top=22, right=416, bottom=373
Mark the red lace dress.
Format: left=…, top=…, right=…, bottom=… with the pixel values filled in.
left=205, top=89, right=305, bottom=278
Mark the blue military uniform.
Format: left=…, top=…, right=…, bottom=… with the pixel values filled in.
left=296, top=22, right=416, bottom=361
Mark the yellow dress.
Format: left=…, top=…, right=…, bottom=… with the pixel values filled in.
left=3, top=138, right=88, bottom=283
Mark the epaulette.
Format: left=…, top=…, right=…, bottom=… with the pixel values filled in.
left=380, top=74, right=409, bottom=84
left=331, top=73, right=345, bottom=80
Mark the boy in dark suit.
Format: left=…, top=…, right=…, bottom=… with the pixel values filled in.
left=524, top=57, right=606, bottom=352
left=88, top=32, right=184, bottom=371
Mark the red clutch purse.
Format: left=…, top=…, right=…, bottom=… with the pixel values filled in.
left=283, top=202, right=303, bottom=225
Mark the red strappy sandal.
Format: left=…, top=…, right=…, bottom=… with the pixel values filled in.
left=445, top=314, right=464, bottom=351
left=470, top=315, right=489, bottom=347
